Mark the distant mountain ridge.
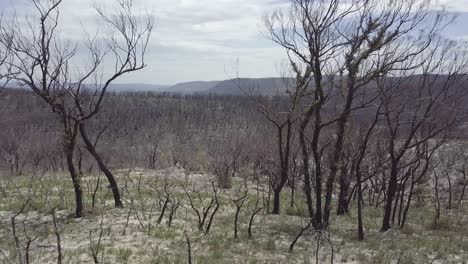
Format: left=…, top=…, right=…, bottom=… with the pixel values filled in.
left=8, top=75, right=467, bottom=98
left=108, top=83, right=171, bottom=92
left=109, top=78, right=294, bottom=96
left=207, top=78, right=294, bottom=96
left=159, top=81, right=221, bottom=94
left=3, top=78, right=296, bottom=95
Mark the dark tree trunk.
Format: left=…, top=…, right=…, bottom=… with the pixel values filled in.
left=357, top=171, right=364, bottom=240
left=271, top=122, right=292, bottom=215
left=79, top=123, right=123, bottom=208
left=272, top=189, right=281, bottom=215
left=346, top=183, right=358, bottom=211
left=459, top=185, right=466, bottom=205
left=397, top=181, right=407, bottom=226
left=458, top=170, right=467, bottom=205
left=400, top=180, right=415, bottom=228
left=446, top=172, right=452, bottom=210
left=184, top=232, right=192, bottom=264
left=337, top=168, right=350, bottom=215
left=312, top=107, right=323, bottom=229
left=323, top=74, right=356, bottom=229
left=266, top=183, right=271, bottom=213
left=289, top=168, right=296, bottom=208
left=290, top=183, right=295, bottom=208
left=234, top=206, right=241, bottom=239
left=300, top=122, right=314, bottom=218
left=382, top=165, right=398, bottom=231
left=314, top=168, right=323, bottom=230
left=248, top=205, right=263, bottom=239
left=391, top=184, right=401, bottom=226
left=63, top=125, right=83, bottom=218
left=434, top=171, right=441, bottom=227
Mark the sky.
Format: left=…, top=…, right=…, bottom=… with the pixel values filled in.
left=1, top=0, right=468, bottom=85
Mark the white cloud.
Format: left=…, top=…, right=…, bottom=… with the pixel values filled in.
left=2, top=0, right=468, bottom=84
left=2, top=0, right=289, bottom=84
left=438, top=0, right=468, bottom=12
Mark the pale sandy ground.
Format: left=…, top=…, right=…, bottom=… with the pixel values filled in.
left=0, top=167, right=466, bottom=263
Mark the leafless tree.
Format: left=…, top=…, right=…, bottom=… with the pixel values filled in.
left=246, top=84, right=302, bottom=214
left=184, top=230, right=192, bottom=264
left=264, top=0, right=461, bottom=231
left=378, top=38, right=468, bottom=231
left=183, top=181, right=220, bottom=233
left=89, top=204, right=106, bottom=264
left=209, top=134, right=249, bottom=189
left=0, top=128, right=28, bottom=175
left=11, top=198, right=31, bottom=264
left=38, top=174, right=64, bottom=264
left=148, top=176, right=177, bottom=225
left=352, top=105, right=381, bottom=240
left=264, top=0, right=356, bottom=226
left=0, top=16, right=14, bottom=94
left=167, top=197, right=180, bottom=227
left=247, top=182, right=266, bottom=239
left=228, top=183, right=248, bottom=239
left=0, top=0, right=154, bottom=217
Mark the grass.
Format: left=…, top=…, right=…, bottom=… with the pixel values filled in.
left=0, top=168, right=467, bottom=263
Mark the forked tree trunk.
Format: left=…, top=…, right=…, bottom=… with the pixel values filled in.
left=271, top=122, right=292, bottom=215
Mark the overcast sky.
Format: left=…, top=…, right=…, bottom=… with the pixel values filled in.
left=2, top=0, right=468, bottom=85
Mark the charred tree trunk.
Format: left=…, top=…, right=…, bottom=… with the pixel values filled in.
left=397, top=184, right=405, bottom=226
left=272, top=189, right=281, bottom=215
left=337, top=167, right=350, bottom=215
left=357, top=171, right=364, bottom=240
left=289, top=173, right=295, bottom=208
left=391, top=183, right=401, bottom=226
left=271, top=122, right=292, bottom=215
left=312, top=109, right=323, bottom=229
left=63, top=123, right=83, bottom=218
left=446, top=171, right=453, bottom=210
left=323, top=74, right=356, bottom=229
left=79, top=122, right=123, bottom=208
left=382, top=164, right=398, bottom=231
left=400, top=180, right=415, bottom=228
left=299, top=117, right=315, bottom=218
left=458, top=169, right=467, bottom=205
